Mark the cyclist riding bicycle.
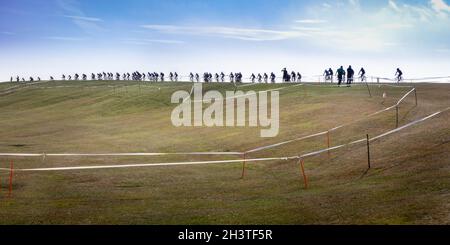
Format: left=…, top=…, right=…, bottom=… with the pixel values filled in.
left=395, top=68, right=403, bottom=83
left=359, top=67, right=366, bottom=82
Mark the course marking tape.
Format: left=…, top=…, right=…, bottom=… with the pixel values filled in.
left=395, top=88, right=416, bottom=106
left=300, top=106, right=450, bottom=159
left=1, top=106, right=447, bottom=172
left=370, top=107, right=450, bottom=141
left=246, top=131, right=328, bottom=153
left=0, top=152, right=244, bottom=157
left=0, top=86, right=418, bottom=157
left=0, top=157, right=296, bottom=172
left=245, top=88, right=416, bottom=153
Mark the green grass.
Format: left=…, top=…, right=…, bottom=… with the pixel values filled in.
left=0, top=80, right=449, bottom=224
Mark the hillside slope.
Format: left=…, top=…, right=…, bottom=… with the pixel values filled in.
left=0, top=81, right=448, bottom=224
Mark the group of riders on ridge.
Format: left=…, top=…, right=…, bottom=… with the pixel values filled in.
left=10, top=67, right=403, bottom=85
left=323, top=67, right=403, bottom=85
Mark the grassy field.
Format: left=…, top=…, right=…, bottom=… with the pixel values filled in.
left=0, top=80, right=449, bottom=224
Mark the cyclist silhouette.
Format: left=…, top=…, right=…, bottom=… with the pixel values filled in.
left=395, top=68, right=403, bottom=83
left=359, top=68, right=366, bottom=82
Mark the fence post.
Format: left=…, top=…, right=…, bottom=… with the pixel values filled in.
left=414, top=88, right=418, bottom=106
left=365, top=82, right=372, bottom=97
left=240, top=153, right=247, bottom=179
left=366, top=134, right=371, bottom=169
left=396, top=106, right=399, bottom=128
left=299, top=158, right=308, bottom=189
left=327, top=131, right=331, bottom=159
left=8, top=160, right=13, bottom=198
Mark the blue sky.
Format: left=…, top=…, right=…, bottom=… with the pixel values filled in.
left=0, top=0, right=449, bottom=81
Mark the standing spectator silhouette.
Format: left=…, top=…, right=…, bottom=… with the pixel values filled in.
left=346, top=65, right=354, bottom=86
left=336, top=66, right=345, bottom=86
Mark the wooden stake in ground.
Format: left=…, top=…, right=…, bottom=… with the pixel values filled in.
left=365, top=82, right=372, bottom=97
left=366, top=134, right=371, bottom=169
left=299, top=158, right=308, bottom=189
left=327, top=131, right=331, bottom=159
left=241, top=153, right=247, bottom=179
left=414, top=88, right=418, bottom=106
left=396, top=106, right=399, bottom=128
left=8, top=160, right=13, bottom=198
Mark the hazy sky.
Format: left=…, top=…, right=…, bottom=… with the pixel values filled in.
left=0, top=0, right=449, bottom=81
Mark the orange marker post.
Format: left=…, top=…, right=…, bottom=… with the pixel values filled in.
left=299, top=158, right=308, bottom=189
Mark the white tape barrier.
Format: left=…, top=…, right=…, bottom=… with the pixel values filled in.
left=302, top=80, right=414, bottom=88
left=182, top=85, right=195, bottom=103
left=366, top=88, right=416, bottom=117
left=0, top=152, right=244, bottom=157
left=370, top=107, right=450, bottom=141
left=1, top=106, right=448, bottom=172
left=0, top=86, right=416, bottom=157
left=0, top=153, right=43, bottom=157
left=300, top=106, right=449, bottom=159
left=376, top=76, right=450, bottom=82
left=246, top=131, right=328, bottom=153
left=246, top=88, right=416, bottom=153
left=396, top=88, right=416, bottom=106
left=0, top=157, right=296, bottom=172
left=327, top=87, right=414, bottom=131
left=300, top=139, right=367, bottom=158
left=375, top=84, right=414, bottom=88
